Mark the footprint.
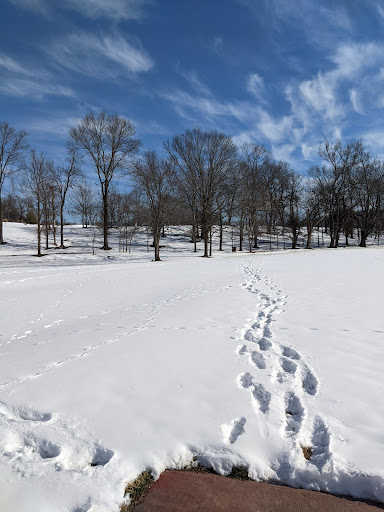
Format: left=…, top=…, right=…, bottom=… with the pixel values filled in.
left=310, top=416, right=331, bottom=470
left=25, top=436, right=61, bottom=459
left=302, top=365, right=318, bottom=396
left=285, top=392, right=304, bottom=435
left=90, top=445, right=114, bottom=466
left=282, top=346, right=300, bottom=360
left=280, top=357, right=297, bottom=374
left=238, top=372, right=253, bottom=389
left=237, top=345, right=248, bottom=355
left=220, top=417, right=247, bottom=444
left=17, top=408, right=52, bottom=422
left=250, top=351, right=267, bottom=369
left=251, top=384, right=271, bottom=414
left=257, top=337, right=272, bottom=351
left=244, top=330, right=257, bottom=343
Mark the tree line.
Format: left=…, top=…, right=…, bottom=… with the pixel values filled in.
left=1, top=113, right=384, bottom=260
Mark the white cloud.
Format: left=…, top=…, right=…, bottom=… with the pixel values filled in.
left=247, top=73, right=265, bottom=102
left=0, top=77, right=74, bottom=99
left=0, top=54, right=75, bottom=99
left=45, top=32, right=153, bottom=79
left=377, top=4, right=384, bottom=20
left=271, top=143, right=296, bottom=164
left=26, top=116, right=82, bottom=136
left=349, top=89, right=364, bottom=114
left=10, top=0, right=151, bottom=21
left=330, top=43, right=383, bottom=79
left=179, top=69, right=212, bottom=97
left=0, top=55, right=32, bottom=75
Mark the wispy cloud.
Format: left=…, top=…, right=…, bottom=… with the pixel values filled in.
left=0, top=54, right=74, bottom=99
left=349, top=89, right=364, bottom=114
left=178, top=68, right=212, bottom=97
left=239, top=0, right=352, bottom=50
left=10, top=0, right=151, bottom=21
left=45, top=32, right=154, bottom=79
left=0, top=79, right=74, bottom=99
left=0, top=55, right=33, bottom=75
left=212, top=36, right=223, bottom=53
left=247, top=73, right=265, bottom=102
left=161, top=39, right=384, bottom=169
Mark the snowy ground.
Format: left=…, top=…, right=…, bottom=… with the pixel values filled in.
left=0, top=223, right=383, bottom=511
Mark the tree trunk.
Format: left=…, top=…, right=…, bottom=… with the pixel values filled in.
left=192, top=223, right=197, bottom=253
left=60, top=204, right=65, bottom=248
left=37, top=195, right=41, bottom=257
left=154, top=230, right=161, bottom=261
left=0, top=193, right=4, bottom=245
left=45, top=215, right=49, bottom=250
left=219, top=215, right=223, bottom=251
left=239, top=214, right=243, bottom=251
left=202, top=224, right=209, bottom=257
left=306, top=222, right=313, bottom=249
left=102, top=190, right=110, bottom=250
left=359, top=229, right=367, bottom=247
left=52, top=195, right=57, bottom=246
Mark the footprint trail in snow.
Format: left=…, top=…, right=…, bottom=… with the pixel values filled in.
left=222, top=260, right=332, bottom=476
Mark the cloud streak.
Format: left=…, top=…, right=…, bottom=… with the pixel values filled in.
left=10, top=0, right=151, bottom=21
left=0, top=54, right=74, bottom=99
left=45, top=32, right=154, bottom=79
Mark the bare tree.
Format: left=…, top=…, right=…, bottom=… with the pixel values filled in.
left=303, top=174, right=328, bottom=249
left=131, top=151, right=174, bottom=261
left=0, top=122, right=28, bottom=244
left=165, top=128, right=237, bottom=257
left=71, top=180, right=96, bottom=228
left=24, top=150, right=47, bottom=256
left=239, top=143, right=270, bottom=250
left=69, top=112, right=141, bottom=250
left=284, top=167, right=302, bottom=249
left=52, top=146, right=83, bottom=248
left=317, top=139, right=363, bottom=248
left=354, top=152, right=384, bottom=247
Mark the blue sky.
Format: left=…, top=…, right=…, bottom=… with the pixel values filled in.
left=1, top=0, right=384, bottom=174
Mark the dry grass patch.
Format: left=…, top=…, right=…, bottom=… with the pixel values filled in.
left=301, top=446, right=313, bottom=461
left=228, top=465, right=250, bottom=480
left=120, top=471, right=154, bottom=512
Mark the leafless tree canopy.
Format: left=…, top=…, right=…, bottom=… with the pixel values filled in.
left=69, top=112, right=141, bottom=250
left=2, top=110, right=384, bottom=258
left=0, top=122, right=28, bottom=244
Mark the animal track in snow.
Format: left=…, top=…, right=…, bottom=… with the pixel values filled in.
left=285, top=392, right=304, bottom=435
left=220, top=417, right=247, bottom=444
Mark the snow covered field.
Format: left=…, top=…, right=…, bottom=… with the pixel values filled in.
left=0, top=223, right=383, bottom=511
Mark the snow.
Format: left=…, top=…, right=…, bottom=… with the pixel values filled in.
left=0, top=222, right=383, bottom=511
